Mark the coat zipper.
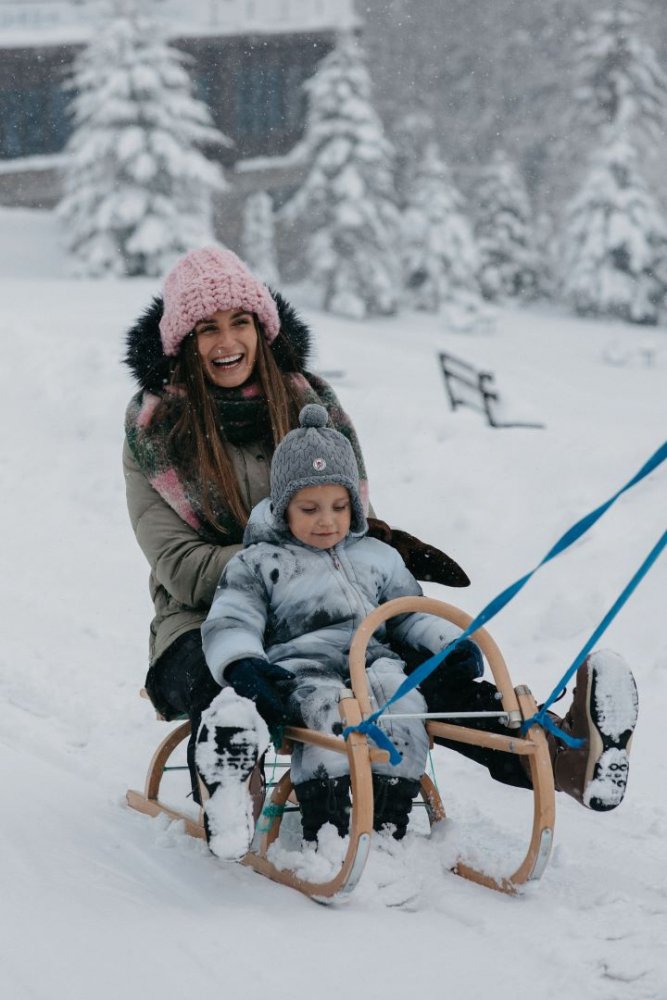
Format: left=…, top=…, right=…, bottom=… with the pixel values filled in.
left=327, top=547, right=371, bottom=628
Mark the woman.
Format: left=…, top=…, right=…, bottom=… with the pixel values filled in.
left=124, top=246, right=376, bottom=786
left=124, top=246, right=637, bottom=855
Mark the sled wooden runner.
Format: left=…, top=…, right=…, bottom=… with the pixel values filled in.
left=126, top=597, right=555, bottom=899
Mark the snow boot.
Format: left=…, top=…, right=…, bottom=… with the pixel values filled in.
left=550, top=652, right=638, bottom=811
left=195, top=688, right=269, bottom=860
left=372, top=775, right=421, bottom=840
left=294, top=774, right=351, bottom=842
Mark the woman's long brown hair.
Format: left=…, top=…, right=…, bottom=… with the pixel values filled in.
left=156, top=319, right=302, bottom=533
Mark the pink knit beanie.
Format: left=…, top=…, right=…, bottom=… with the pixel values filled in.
left=159, top=246, right=281, bottom=356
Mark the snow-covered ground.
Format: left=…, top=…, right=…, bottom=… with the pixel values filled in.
left=1, top=210, right=666, bottom=1000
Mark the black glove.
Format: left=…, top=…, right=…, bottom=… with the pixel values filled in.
left=366, top=518, right=470, bottom=587
left=225, top=657, right=294, bottom=727
left=443, top=639, right=484, bottom=683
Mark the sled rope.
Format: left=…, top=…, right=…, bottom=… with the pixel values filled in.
left=521, top=529, right=666, bottom=743
left=344, top=441, right=666, bottom=763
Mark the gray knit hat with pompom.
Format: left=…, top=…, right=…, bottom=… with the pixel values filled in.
left=270, top=404, right=366, bottom=532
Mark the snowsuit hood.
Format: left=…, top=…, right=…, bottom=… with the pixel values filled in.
left=243, top=497, right=290, bottom=547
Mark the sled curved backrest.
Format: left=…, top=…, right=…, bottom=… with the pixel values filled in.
left=348, top=596, right=522, bottom=726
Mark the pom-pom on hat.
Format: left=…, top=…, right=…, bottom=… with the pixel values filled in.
left=159, top=246, right=281, bottom=357
left=270, top=404, right=367, bottom=533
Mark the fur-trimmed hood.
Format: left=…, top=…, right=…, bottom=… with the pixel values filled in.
left=124, top=289, right=312, bottom=394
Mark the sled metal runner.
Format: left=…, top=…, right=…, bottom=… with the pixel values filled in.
left=126, top=597, right=555, bottom=899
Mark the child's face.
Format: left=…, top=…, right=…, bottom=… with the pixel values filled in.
left=286, top=484, right=352, bottom=550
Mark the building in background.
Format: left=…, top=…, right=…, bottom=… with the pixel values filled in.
left=0, top=0, right=357, bottom=231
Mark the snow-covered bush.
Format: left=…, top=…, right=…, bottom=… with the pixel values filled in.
left=280, top=33, right=400, bottom=319
left=241, top=191, right=279, bottom=288
left=400, top=141, right=480, bottom=312
left=474, top=149, right=539, bottom=302
left=58, top=2, right=228, bottom=277
left=560, top=134, right=667, bottom=324
left=574, top=0, right=666, bottom=143
left=559, top=2, right=667, bottom=322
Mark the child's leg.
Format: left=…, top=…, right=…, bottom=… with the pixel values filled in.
left=285, top=660, right=353, bottom=841
left=366, top=657, right=430, bottom=838
left=295, top=774, right=352, bottom=841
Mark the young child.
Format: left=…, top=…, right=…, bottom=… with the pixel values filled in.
left=197, top=403, right=479, bottom=859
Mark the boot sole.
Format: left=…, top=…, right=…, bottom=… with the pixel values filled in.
left=197, top=725, right=261, bottom=860
left=583, top=653, right=638, bottom=811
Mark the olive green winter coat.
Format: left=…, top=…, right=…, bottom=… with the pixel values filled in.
left=123, top=437, right=274, bottom=665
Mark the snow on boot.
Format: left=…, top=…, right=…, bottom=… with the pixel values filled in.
left=195, top=688, right=269, bottom=860
left=553, top=651, right=638, bottom=811
left=372, top=775, right=421, bottom=840
left=294, top=775, right=351, bottom=842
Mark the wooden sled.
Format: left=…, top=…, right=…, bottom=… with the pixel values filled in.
left=127, top=597, right=555, bottom=900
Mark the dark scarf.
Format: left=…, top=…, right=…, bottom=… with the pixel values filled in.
left=207, top=383, right=273, bottom=445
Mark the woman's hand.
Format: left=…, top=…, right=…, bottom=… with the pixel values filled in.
left=366, top=518, right=470, bottom=587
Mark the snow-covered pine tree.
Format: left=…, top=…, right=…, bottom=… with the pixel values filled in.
left=241, top=191, right=279, bottom=288
left=400, top=141, right=480, bottom=311
left=573, top=0, right=666, bottom=144
left=280, top=33, right=400, bottom=319
left=560, top=0, right=667, bottom=322
left=560, top=133, right=667, bottom=324
left=392, top=107, right=435, bottom=208
left=474, top=149, right=539, bottom=301
left=58, top=0, right=228, bottom=277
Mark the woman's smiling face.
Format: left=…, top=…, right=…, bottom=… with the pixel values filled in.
left=195, top=308, right=258, bottom=388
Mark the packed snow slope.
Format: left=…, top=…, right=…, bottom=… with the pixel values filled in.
left=1, top=255, right=666, bottom=998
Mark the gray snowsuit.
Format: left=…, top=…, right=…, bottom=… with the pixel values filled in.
left=202, top=498, right=463, bottom=785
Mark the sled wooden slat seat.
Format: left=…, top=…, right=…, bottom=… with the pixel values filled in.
left=126, top=597, right=555, bottom=899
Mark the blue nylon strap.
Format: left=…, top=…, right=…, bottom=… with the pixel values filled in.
left=359, top=723, right=404, bottom=765
left=522, top=529, right=667, bottom=744
left=343, top=442, right=666, bottom=759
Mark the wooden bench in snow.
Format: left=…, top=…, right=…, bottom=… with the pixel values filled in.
left=438, top=351, right=544, bottom=429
